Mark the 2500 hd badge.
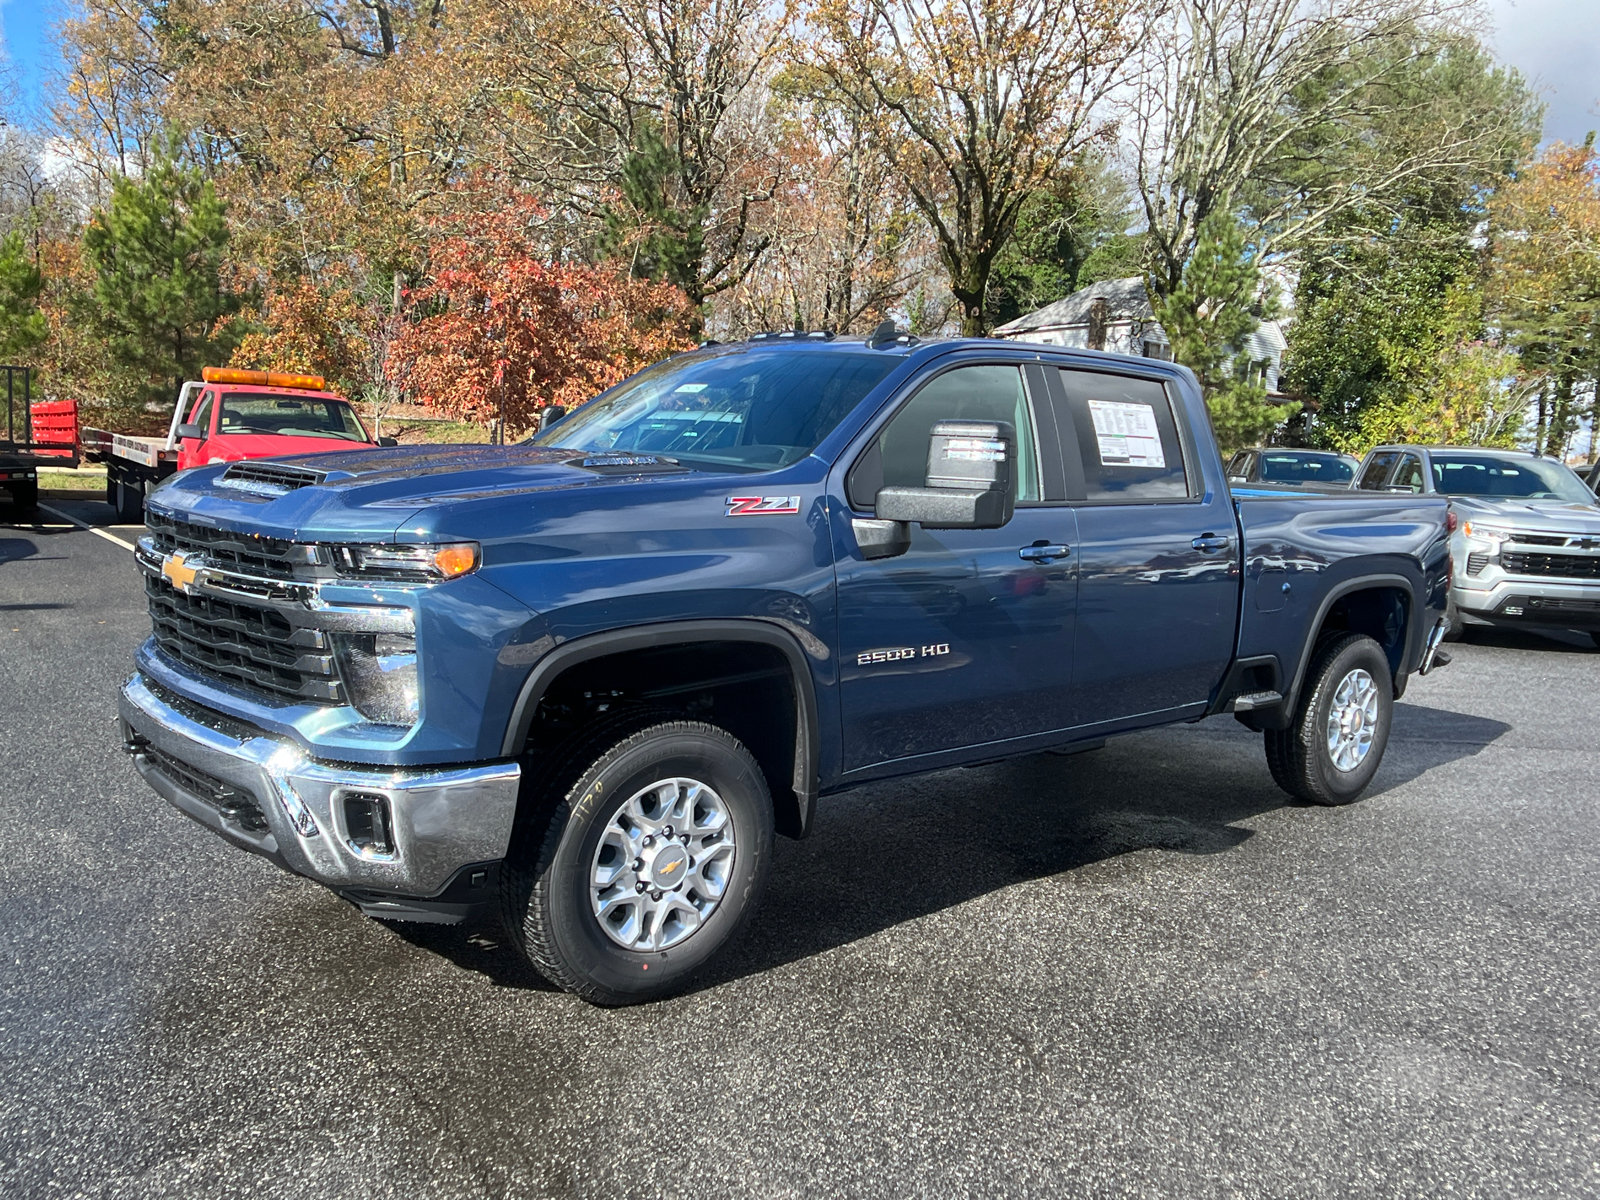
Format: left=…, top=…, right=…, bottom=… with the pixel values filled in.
left=858, top=643, right=951, bottom=666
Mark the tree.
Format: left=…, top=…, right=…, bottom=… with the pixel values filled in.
left=229, top=277, right=372, bottom=397
left=1487, top=140, right=1600, bottom=459
left=387, top=198, right=698, bottom=431
left=80, top=147, right=248, bottom=403
left=1153, top=210, right=1289, bottom=451
left=0, top=231, right=48, bottom=363
left=492, top=0, right=786, bottom=312
left=1128, top=1, right=1536, bottom=309
left=804, top=0, right=1141, bottom=334
left=983, top=157, right=1137, bottom=329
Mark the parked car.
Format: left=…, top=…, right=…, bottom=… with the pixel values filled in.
left=1584, top=460, right=1600, bottom=494
left=1226, top=448, right=1361, bottom=490
left=1353, top=444, right=1600, bottom=644
left=119, top=332, right=1451, bottom=1005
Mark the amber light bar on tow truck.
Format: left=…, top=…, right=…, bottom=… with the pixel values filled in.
left=201, top=366, right=327, bottom=390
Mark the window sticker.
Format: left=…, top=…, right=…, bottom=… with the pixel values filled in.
left=674, top=382, right=709, bottom=393
left=1087, top=399, right=1165, bottom=468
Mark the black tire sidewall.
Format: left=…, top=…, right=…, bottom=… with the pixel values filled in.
left=1303, top=637, right=1393, bottom=801
left=539, top=726, right=772, bottom=1002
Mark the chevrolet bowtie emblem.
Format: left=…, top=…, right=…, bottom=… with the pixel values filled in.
left=162, top=551, right=200, bottom=593
left=659, top=859, right=683, bottom=875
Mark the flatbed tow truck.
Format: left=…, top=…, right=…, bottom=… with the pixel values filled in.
left=83, top=367, right=393, bottom=524
left=0, top=366, right=75, bottom=516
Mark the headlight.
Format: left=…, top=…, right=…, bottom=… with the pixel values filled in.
left=335, top=632, right=420, bottom=725
left=1462, top=522, right=1510, bottom=543
left=332, top=542, right=479, bottom=581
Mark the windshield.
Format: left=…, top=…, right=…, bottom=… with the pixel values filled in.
left=1258, top=452, right=1356, bottom=484
left=529, top=348, right=900, bottom=471
left=1431, top=454, right=1597, bottom=504
left=218, top=393, right=370, bottom=442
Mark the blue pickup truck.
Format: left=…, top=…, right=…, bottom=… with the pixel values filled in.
left=119, top=331, right=1453, bottom=1004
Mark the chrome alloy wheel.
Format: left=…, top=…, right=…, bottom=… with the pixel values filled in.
left=1325, top=668, right=1380, bottom=773
left=589, top=777, right=736, bottom=951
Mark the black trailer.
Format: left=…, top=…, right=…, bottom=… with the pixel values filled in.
left=1, top=366, right=74, bottom=517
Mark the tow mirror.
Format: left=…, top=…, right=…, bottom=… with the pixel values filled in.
left=854, top=419, right=1017, bottom=560
left=177, top=423, right=206, bottom=440
left=539, top=405, right=567, bottom=432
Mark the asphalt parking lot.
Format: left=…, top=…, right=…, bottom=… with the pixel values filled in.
left=3, top=496, right=1599, bottom=1199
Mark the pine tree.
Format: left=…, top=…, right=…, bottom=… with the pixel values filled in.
left=80, top=147, right=246, bottom=404
left=1151, top=211, right=1292, bottom=452
left=0, top=230, right=47, bottom=364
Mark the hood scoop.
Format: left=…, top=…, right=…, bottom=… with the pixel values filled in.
left=566, top=453, right=688, bottom=475
left=217, top=461, right=352, bottom=498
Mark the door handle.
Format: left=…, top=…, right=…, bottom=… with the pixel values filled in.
left=1019, top=543, right=1071, bottom=562
left=1191, top=534, right=1233, bottom=553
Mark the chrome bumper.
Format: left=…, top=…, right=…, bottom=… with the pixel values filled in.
left=118, top=673, right=520, bottom=898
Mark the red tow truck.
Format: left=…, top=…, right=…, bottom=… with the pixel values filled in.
left=85, top=367, right=393, bottom=523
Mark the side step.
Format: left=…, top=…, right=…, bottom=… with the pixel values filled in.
left=1230, top=689, right=1284, bottom=712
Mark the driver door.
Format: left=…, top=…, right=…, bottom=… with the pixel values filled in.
left=833, top=360, right=1080, bottom=772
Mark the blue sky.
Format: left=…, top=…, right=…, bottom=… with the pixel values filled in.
left=0, top=0, right=1596, bottom=142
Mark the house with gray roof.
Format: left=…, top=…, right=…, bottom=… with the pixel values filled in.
left=994, top=275, right=1289, bottom=396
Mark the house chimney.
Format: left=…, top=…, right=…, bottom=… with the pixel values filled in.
left=1087, top=297, right=1109, bottom=351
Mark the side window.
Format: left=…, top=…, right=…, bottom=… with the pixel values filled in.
left=851, top=364, right=1041, bottom=508
left=1058, top=369, right=1188, bottom=500
left=187, top=390, right=214, bottom=437
left=1391, top=454, right=1424, bottom=493
left=1357, top=451, right=1399, bottom=491
left=1226, top=451, right=1249, bottom=480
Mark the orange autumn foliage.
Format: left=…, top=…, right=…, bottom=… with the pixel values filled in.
left=388, top=200, right=698, bottom=431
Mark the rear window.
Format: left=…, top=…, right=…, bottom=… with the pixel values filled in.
left=1258, top=452, right=1355, bottom=484
left=1058, top=369, right=1188, bottom=500
left=218, top=393, right=369, bottom=442
left=533, top=348, right=899, bottom=471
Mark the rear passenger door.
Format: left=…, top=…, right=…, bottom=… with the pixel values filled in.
left=1046, top=367, right=1238, bottom=729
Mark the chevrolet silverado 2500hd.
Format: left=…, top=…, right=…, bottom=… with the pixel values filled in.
left=118, top=333, right=1453, bottom=1004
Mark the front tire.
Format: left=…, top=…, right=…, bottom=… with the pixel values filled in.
left=503, top=718, right=774, bottom=1005
left=1264, top=633, right=1394, bottom=805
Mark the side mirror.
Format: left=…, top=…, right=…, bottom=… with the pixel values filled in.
left=177, top=423, right=206, bottom=441
left=855, top=419, right=1016, bottom=560
left=539, top=405, right=568, bottom=432
left=376, top=436, right=399, bottom=447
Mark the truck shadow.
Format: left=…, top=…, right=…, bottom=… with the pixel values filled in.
left=1457, top=626, right=1598, bottom=654
left=394, top=702, right=1508, bottom=994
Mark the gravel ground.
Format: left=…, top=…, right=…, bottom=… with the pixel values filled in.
left=2, top=497, right=1597, bottom=1199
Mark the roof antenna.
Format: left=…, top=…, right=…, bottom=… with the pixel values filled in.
left=869, top=319, right=898, bottom=348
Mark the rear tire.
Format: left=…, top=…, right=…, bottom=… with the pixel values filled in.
left=1442, top=598, right=1466, bottom=642
left=1264, top=633, right=1393, bottom=806
left=502, top=715, right=774, bottom=1005
left=114, top=479, right=143, bottom=525
left=8, top=480, right=37, bottom=516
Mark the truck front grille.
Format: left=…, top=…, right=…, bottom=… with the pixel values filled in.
left=146, top=575, right=343, bottom=704
left=146, top=511, right=315, bottom=581
left=1499, top=551, right=1600, bottom=580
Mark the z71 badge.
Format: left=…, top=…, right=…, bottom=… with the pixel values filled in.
left=726, top=495, right=801, bottom=516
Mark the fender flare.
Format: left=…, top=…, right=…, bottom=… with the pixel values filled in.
left=499, top=618, right=821, bottom=834
left=1281, top=571, right=1424, bottom=718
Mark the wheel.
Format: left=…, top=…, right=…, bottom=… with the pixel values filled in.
left=8, top=480, right=37, bottom=516
left=1442, top=598, right=1466, bottom=642
left=502, top=716, right=774, bottom=1005
left=105, top=475, right=117, bottom=507
left=1589, top=631, right=1600, bottom=649
left=114, top=479, right=143, bottom=525
left=1264, top=633, right=1393, bottom=805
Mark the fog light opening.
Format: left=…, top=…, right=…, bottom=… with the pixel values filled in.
left=343, top=793, right=395, bottom=857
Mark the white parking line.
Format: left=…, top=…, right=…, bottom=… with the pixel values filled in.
left=36, top=502, right=137, bottom=552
